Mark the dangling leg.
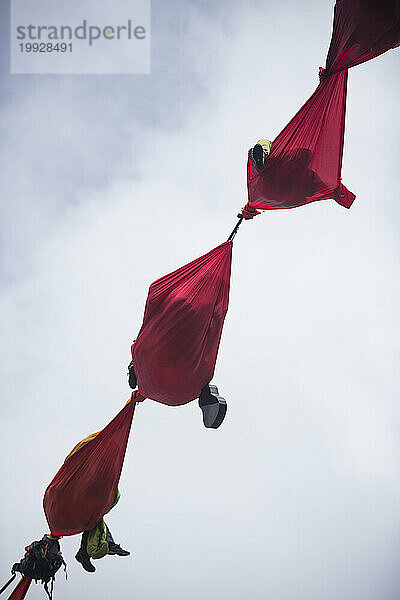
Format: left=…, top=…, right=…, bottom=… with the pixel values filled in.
left=75, top=531, right=96, bottom=573
left=105, top=524, right=114, bottom=544
left=106, top=523, right=130, bottom=557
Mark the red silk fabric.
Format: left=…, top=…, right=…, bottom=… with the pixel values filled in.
left=248, top=70, right=353, bottom=211
left=43, top=399, right=137, bottom=537
left=132, top=242, right=232, bottom=406
left=325, top=0, right=400, bottom=75
left=247, top=0, right=400, bottom=211
left=8, top=577, right=32, bottom=600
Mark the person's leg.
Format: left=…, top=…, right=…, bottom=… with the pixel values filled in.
left=105, top=524, right=115, bottom=544
left=75, top=531, right=96, bottom=573
left=105, top=522, right=130, bottom=557
left=80, top=531, right=89, bottom=551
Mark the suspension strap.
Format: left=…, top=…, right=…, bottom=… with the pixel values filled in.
left=227, top=214, right=244, bottom=241
left=0, top=573, right=16, bottom=595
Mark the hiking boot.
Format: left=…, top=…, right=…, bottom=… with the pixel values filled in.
left=108, top=543, right=130, bottom=556
left=75, top=548, right=96, bottom=572
left=252, top=143, right=265, bottom=169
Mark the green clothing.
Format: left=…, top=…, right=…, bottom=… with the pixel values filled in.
left=87, top=520, right=108, bottom=559
left=86, top=489, right=120, bottom=559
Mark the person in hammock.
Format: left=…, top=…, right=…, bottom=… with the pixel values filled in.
left=75, top=488, right=130, bottom=573
left=63, top=434, right=130, bottom=573
left=129, top=337, right=227, bottom=429
left=249, top=138, right=272, bottom=169
left=249, top=139, right=327, bottom=205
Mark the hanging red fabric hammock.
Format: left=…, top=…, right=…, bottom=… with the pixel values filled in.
left=43, top=395, right=140, bottom=537
left=324, top=0, right=400, bottom=75
left=246, top=0, right=400, bottom=212
left=132, top=241, right=232, bottom=406
left=247, top=69, right=353, bottom=210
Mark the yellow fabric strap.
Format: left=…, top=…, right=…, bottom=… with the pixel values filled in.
left=65, top=431, right=100, bottom=461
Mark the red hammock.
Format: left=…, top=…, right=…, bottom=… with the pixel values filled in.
left=43, top=397, right=138, bottom=536
left=132, top=242, right=232, bottom=406
left=247, top=0, right=400, bottom=211
left=325, top=0, right=400, bottom=75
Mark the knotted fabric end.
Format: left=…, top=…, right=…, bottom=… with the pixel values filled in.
left=132, top=390, right=146, bottom=403
left=319, top=66, right=329, bottom=83
left=241, top=203, right=261, bottom=220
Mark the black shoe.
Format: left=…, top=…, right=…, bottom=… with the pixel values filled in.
left=75, top=549, right=96, bottom=572
left=199, top=384, right=227, bottom=429
left=252, top=144, right=265, bottom=169
left=128, top=361, right=137, bottom=389
left=108, top=543, right=130, bottom=556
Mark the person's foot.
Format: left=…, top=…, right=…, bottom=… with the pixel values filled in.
left=252, top=143, right=265, bottom=169
left=199, top=384, right=227, bottom=429
left=108, top=542, right=130, bottom=556
left=75, top=549, right=96, bottom=572
left=128, top=361, right=137, bottom=389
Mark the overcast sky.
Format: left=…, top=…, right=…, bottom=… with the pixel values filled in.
left=1, top=1, right=399, bottom=599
